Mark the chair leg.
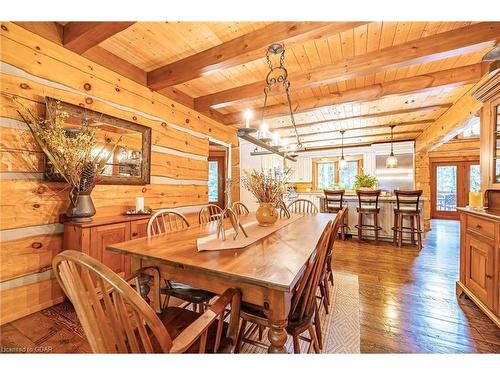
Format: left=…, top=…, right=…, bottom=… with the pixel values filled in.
left=319, top=282, right=329, bottom=314
left=410, top=216, right=416, bottom=245
left=341, top=217, right=346, bottom=240
left=357, top=214, right=363, bottom=241
left=258, top=325, right=264, bottom=341
left=374, top=213, right=379, bottom=244
left=314, top=306, right=323, bottom=350
left=393, top=213, right=398, bottom=245
left=416, top=214, right=423, bottom=250
left=292, top=334, right=301, bottom=354
left=307, top=323, right=320, bottom=353
left=323, top=279, right=331, bottom=309
left=398, top=214, right=404, bottom=247
left=235, top=319, right=247, bottom=353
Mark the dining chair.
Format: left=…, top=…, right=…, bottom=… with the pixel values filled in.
left=147, top=209, right=216, bottom=312
left=278, top=200, right=291, bottom=219
left=323, top=189, right=348, bottom=240
left=232, top=201, right=250, bottom=216
left=235, top=217, right=338, bottom=354
left=287, top=199, right=319, bottom=214
left=52, top=250, right=241, bottom=353
left=199, top=204, right=224, bottom=224
left=355, top=189, right=382, bottom=243
left=317, top=207, right=347, bottom=317
left=392, top=190, right=423, bottom=249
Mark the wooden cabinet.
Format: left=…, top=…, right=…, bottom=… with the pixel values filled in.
left=457, top=209, right=500, bottom=327
left=289, top=157, right=312, bottom=182
left=64, top=215, right=150, bottom=278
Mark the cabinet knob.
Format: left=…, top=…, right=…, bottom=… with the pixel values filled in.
left=476, top=224, right=482, bottom=229
left=486, top=274, right=493, bottom=279
left=132, top=232, right=138, bottom=237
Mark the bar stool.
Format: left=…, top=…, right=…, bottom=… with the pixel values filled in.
left=355, top=189, right=382, bottom=243
left=392, top=190, right=423, bottom=250
left=323, top=189, right=348, bottom=240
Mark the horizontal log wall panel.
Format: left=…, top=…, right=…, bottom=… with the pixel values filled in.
left=0, top=74, right=210, bottom=157
left=0, top=277, right=64, bottom=325
left=0, top=179, right=208, bottom=230
left=0, top=233, right=63, bottom=282
left=0, top=23, right=237, bottom=145
left=151, top=151, right=208, bottom=180
left=0, top=150, right=43, bottom=173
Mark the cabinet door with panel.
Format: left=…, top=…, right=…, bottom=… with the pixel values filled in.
left=90, top=222, right=131, bottom=277
left=464, top=233, right=495, bottom=309
left=130, top=218, right=150, bottom=239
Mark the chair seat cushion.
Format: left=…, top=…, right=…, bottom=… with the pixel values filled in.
left=240, top=300, right=312, bottom=329
left=357, top=206, right=379, bottom=213
left=155, top=306, right=232, bottom=353
left=162, top=282, right=216, bottom=303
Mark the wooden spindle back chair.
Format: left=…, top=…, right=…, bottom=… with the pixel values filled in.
left=323, top=189, right=348, bottom=240
left=355, top=189, right=382, bottom=243
left=278, top=200, right=291, bottom=219
left=199, top=204, right=224, bottom=224
left=232, top=201, right=250, bottom=216
left=287, top=199, right=319, bottom=214
left=147, top=209, right=190, bottom=237
left=392, top=190, right=423, bottom=249
left=53, top=250, right=241, bottom=353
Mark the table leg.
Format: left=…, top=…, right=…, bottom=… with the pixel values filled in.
left=267, top=319, right=288, bottom=353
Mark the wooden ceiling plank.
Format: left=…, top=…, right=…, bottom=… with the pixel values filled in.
left=147, top=22, right=367, bottom=90
left=223, top=63, right=484, bottom=124
left=63, top=22, right=135, bottom=54
left=13, top=22, right=63, bottom=45
left=195, top=22, right=499, bottom=111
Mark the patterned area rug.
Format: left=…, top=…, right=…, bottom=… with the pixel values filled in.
left=240, top=272, right=361, bottom=354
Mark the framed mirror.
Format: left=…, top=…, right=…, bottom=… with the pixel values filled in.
left=45, top=97, right=151, bottom=185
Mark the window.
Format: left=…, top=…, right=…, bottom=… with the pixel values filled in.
left=208, top=161, right=219, bottom=203
left=462, top=117, right=480, bottom=138
left=469, top=164, right=481, bottom=193
left=339, top=161, right=358, bottom=189
left=317, top=163, right=335, bottom=190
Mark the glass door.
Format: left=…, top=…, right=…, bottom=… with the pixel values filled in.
left=431, top=160, right=480, bottom=219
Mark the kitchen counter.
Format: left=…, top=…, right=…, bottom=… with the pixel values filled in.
left=457, top=206, right=500, bottom=221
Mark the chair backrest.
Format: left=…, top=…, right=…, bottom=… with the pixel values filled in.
left=290, top=214, right=342, bottom=321
left=356, top=189, right=381, bottom=210
left=53, top=250, right=172, bottom=353
left=199, top=204, right=223, bottom=224
left=287, top=199, right=319, bottom=214
left=323, top=189, right=345, bottom=210
left=232, top=201, right=249, bottom=216
left=278, top=200, right=291, bottom=219
left=147, top=209, right=190, bottom=237
left=395, top=190, right=422, bottom=212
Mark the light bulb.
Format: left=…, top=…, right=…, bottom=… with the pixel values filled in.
left=386, top=154, right=398, bottom=168
left=244, top=109, right=252, bottom=128
left=259, top=122, right=269, bottom=139
left=339, top=157, right=348, bottom=170
left=272, top=131, right=280, bottom=146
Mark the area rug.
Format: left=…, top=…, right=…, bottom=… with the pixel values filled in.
left=240, top=272, right=361, bottom=354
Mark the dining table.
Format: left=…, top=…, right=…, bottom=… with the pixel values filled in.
left=106, top=212, right=335, bottom=353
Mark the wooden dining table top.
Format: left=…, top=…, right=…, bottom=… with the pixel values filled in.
left=107, top=212, right=335, bottom=292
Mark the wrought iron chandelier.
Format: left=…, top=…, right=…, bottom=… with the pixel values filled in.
left=238, top=43, right=302, bottom=160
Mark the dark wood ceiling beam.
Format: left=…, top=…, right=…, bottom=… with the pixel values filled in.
left=275, top=104, right=451, bottom=132
left=195, top=22, right=500, bottom=112
left=147, top=22, right=367, bottom=90
left=280, top=120, right=432, bottom=139
left=223, top=63, right=484, bottom=125
left=63, top=22, right=135, bottom=54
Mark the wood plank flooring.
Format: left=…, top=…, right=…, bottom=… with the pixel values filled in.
left=0, top=219, right=499, bottom=353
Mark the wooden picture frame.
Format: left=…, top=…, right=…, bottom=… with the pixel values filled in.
left=44, top=97, right=151, bottom=185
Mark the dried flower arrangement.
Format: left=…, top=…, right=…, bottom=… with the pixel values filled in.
left=242, top=169, right=289, bottom=204
left=14, top=97, right=121, bottom=210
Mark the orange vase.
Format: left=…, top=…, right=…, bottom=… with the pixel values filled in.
left=256, top=202, right=278, bottom=226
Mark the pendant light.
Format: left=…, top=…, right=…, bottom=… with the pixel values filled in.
left=386, top=124, right=398, bottom=168
left=339, top=129, right=347, bottom=170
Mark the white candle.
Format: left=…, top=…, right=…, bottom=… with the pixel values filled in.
left=244, top=109, right=252, bottom=129
left=227, top=145, right=232, bottom=179
left=135, top=196, right=144, bottom=212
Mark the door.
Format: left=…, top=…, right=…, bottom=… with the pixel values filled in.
left=208, top=154, right=226, bottom=209
left=465, top=234, right=495, bottom=309
left=431, top=160, right=480, bottom=219
left=90, top=223, right=131, bottom=277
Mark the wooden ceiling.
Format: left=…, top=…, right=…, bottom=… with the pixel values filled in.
left=16, top=21, right=500, bottom=149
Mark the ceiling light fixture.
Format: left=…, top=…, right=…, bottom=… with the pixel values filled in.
left=339, top=129, right=347, bottom=170
left=386, top=124, right=398, bottom=168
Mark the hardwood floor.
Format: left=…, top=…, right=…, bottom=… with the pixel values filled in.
left=0, top=219, right=499, bottom=353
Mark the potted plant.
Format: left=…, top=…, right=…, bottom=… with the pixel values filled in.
left=353, top=174, right=378, bottom=191
left=15, top=98, right=121, bottom=221
left=242, top=169, right=287, bottom=226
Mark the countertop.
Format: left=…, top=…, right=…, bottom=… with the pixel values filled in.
left=457, top=207, right=500, bottom=221
left=291, top=192, right=428, bottom=201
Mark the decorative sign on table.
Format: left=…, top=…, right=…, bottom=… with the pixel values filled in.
left=196, top=214, right=302, bottom=251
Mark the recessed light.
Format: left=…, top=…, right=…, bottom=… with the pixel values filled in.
left=405, top=99, right=416, bottom=104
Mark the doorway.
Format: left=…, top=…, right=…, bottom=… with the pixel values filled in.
left=208, top=143, right=227, bottom=209
left=430, top=160, right=480, bottom=220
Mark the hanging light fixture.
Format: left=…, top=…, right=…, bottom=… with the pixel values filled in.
left=386, top=124, right=398, bottom=168
left=237, top=43, right=301, bottom=161
left=339, top=129, right=347, bottom=170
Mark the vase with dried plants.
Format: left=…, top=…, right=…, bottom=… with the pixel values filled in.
left=242, top=169, right=288, bottom=226
left=15, top=98, right=121, bottom=221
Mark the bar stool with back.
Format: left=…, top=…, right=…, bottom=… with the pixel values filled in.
left=323, top=189, right=348, bottom=240
left=355, top=189, right=382, bottom=243
left=392, top=190, right=423, bottom=249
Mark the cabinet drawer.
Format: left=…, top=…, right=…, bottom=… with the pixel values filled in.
left=466, top=215, right=495, bottom=239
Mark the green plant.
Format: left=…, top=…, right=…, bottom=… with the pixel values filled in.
left=353, top=174, right=378, bottom=190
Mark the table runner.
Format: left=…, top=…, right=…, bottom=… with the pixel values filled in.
left=196, top=213, right=302, bottom=251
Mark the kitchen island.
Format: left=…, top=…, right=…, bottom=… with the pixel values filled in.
left=285, top=192, right=425, bottom=243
